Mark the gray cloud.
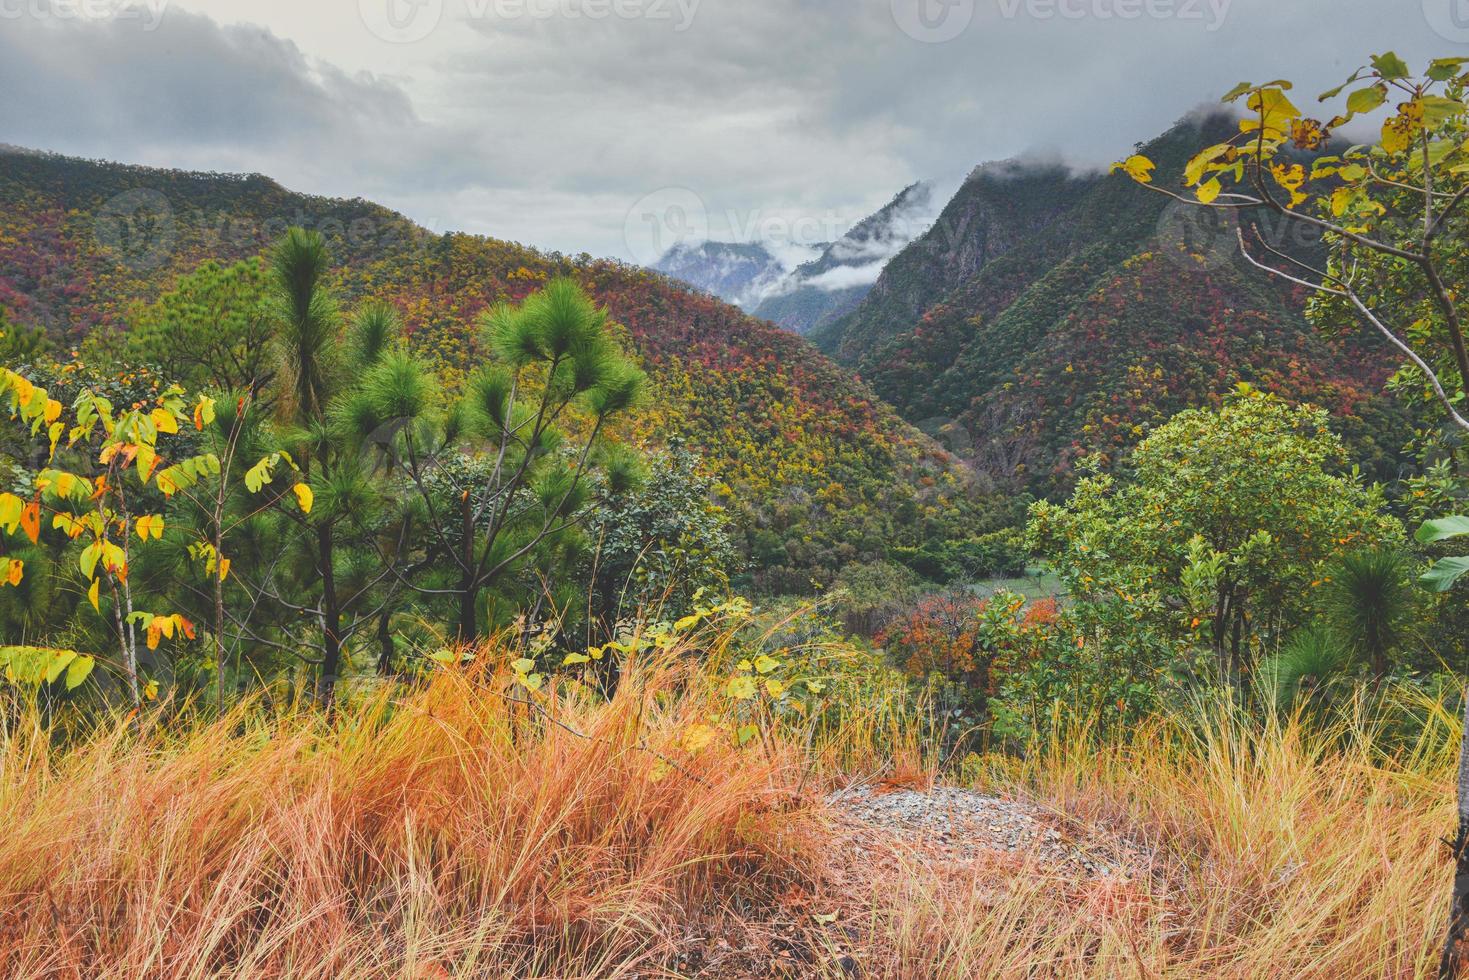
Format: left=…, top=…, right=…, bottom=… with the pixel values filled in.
left=0, top=0, right=1459, bottom=259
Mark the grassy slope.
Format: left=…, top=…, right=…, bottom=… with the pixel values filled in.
left=0, top=646, right=1453, bottom=977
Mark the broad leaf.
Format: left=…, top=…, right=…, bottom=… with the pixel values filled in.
left=1417, top=516, right=1469, bottom=544
left=1421, top=556, right=1469, bottom=593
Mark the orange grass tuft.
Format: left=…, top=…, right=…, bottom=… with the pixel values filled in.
left=0, top=652, right=816, bottom=978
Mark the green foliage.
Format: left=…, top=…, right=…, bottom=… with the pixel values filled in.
left=1417, top=516, right=1469, bottom=592
left=1323, top=547, right=1415, bottom=677
left=122, top=258, right=274, bottom=397
left=582, top=444, right=738, bottom=638
left=824, top=559, right=925, bottom=637
left=891, top=528, right=1027, bottom=584
left=0, top=308, right=49, bottom=366
left=1260, top=627, right=1351, bottom=714
left=1029, top=388, right=1401, bottom=682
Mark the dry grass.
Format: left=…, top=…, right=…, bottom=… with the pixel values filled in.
left=0, top=651, right=1458, bottom=978
left=0, top=653, right=816, bottom=978
left=836, top=694, right=1458, bottom=978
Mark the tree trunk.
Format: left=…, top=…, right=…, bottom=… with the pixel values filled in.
left=376, top=605, right=394, bottom=676
left=316, top=523, right=342, bottom=712
left=1440, top=688, right=1469, bottom=978
left=456, top=491, right=478, bottom=645
left=457, top=579, right=479, bottom=645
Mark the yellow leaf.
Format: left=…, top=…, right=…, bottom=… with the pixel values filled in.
left=5, top=559, right=22, bottom=587
left=681, top=723, right=718, bottom=754
left=293, top=482, right=313, bottom=514
left=88, top=578, right=100, bottom=611
left=1112, top=154, right=1155, bottom=184
left=1196, top=178, right=1222, bottom=204
left=43, top=399, right=62, bottom=424
left=218, top=557, right=231, bottom=582
left=143, top=679, right=159, bottom=701
left=150, top=408, right=178, bottom=434
left=1382, top=113, right=1413, bottom=155
left=193, top=396, right=216, bottom=431
left=726, top=675, right=757, bottom=700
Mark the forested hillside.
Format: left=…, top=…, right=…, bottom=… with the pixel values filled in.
left=0, top=148, right=995, bottom=593
left=813, top=115, right=1412, bottom=494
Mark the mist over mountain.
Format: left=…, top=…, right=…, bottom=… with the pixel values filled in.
left=652, top=181, right=940, bottom=333
left=812, top=113, right=1412, bottom=495
left=650, top=240, right=794, bottom=311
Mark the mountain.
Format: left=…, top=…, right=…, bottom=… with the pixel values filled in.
left=811, top=115, right=1412, bottom=493
left=650, top=240, right=789, bottom=311
left=752, top=182, right=936, bottom=335
left=650, top=183, right=937, bottom=334
left=0, top=148, right=997, bottom=594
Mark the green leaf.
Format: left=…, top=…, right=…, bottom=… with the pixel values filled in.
left=1346, top=86, right=1387, bottom=115
left=64, top=655, right=95, bottom=690
left=79, top=541, right=101, bottom=580
left=1421, top=556, right=1469, bottom=592
left=1371, top=52, right=1410, bottom=81
left=1421, top=96, right=1465, bottom=125
left=43, top=650, right=76, bottom=685
left=726, top=676, right=757, bottom=700
left=1428, top=58, right=1469, bottom=82
left=1221, top=81, right=1254, bottom=103
left=1416, top=516, right=1469, bottom=543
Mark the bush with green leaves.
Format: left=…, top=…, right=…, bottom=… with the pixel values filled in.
left=1029, top=387, right=1401, bottom=685
left=581, top=443, right=738, bottom=639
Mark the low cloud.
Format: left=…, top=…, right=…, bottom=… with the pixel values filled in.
left=0, top=0, right=1455, bottom=259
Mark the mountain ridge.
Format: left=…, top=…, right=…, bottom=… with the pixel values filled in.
left=0, top=146, right=993, bottom=593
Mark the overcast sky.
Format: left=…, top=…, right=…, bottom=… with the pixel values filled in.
left=0, top=0, right=1461, bottom=260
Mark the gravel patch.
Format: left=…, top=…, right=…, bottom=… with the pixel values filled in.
left=827, top=784, right=1131, bottom=877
